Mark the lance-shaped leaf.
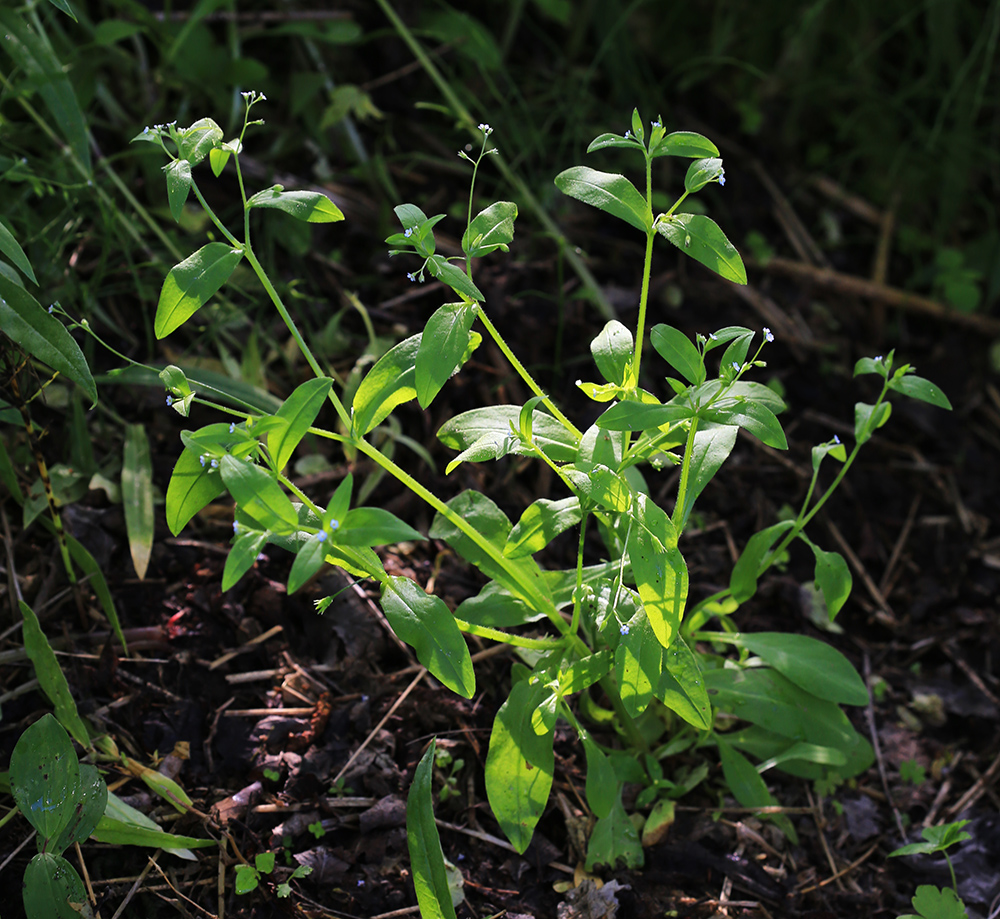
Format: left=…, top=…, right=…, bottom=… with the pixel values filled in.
left=616, top=605, right=660, bottom=718
left=219, top=454, right=298, bottom=535
left=51, top=764, right=106, bottom=856
left=0, top=276, right=97, bottom=404
left=716, top=737, right=798, bottom=843
left=352, top=334, right=420, bottom=436
left=122, top=424, right=154, bottom=579
left=337, top=507, right=424, bottom=546
left=165, top=430, right=228, bottom=535
left=854, top=400, right=892, bottom=445
left=287, top=533, right=328, bottom=594
left=804, top=540, right=853, bottom=620
left=91, top=814, right=216, bottom=850
left=462, top=201, right=517, bottom=257
left=657, top=213, right=747, bottom=284
left=627, top=494, right=688, bottom=649
left=705, top=400, right=787, bottom=449
left=268, top=377, right=333, bottom=472
left=0, top=219, right=38, bottom=284
left=585, top=792, right=644, bottom=870
left=485, top=679, right=555, bottom=853
left=555, top=166, right=651, bottom=232
left=381, top=576, right=474, bottom=698
left=675, top=424, right=738, bottom=530
left=650, top=324, right=705, bottom=385
left=416, top=302, right=478, bottom=408
left=223, top=529, right=268, bottom=591
left=155, top=243, right=244, bottom=338
left=581, top=731, right=617, bottom=819
left=407, top=740, right=457, bottom=919
left=657, top=637, right=712, bottom=730
left=438, top=405, right=579, bottom=462
left=247, top=186, right=344, bottom=223
left=651, top=131, right=720, bottom=159
left=175, top=117, right=223, bottom=165
left=504, top=497, right=582, bottom=559
left=730, top=520, right=796, bottom=603
left=164, top=159, right=192, bottom=222
left=890, top=373, right=952, bottom=410
left=425, top=255, right=484, bottom=302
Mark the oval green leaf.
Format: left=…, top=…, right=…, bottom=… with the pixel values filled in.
left=352, top=334, right=420, bottom=436
left=268, top=377, right=333, bottom=472
left=554, top=166, right=650, bottom=232
left=247, top=186, right=345, bottom=223
left=155, top=243, right=244, bottom=339
left=220, top=454, right=298, bottom=535
left=657, top=213, right=747, bottom=284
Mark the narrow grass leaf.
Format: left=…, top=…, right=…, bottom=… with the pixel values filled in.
left=122, top=425, right=154, bottom=579
left=407, top=740, right=458, bottom=919
left=247, top=187, right=345, bottom=222
left=381, top=576, right=475, bottom=698
left=62, top=534, right=126, bottom=651
left=0, top=220, right=38, bottom=284
left=555, top=166, right=650, bottom=232
left=485, top=679, right=555, bottom=853
left=155, top=243, right=243, bottom=338
left=20, top=603, right=91, bottom=748
left=92, top=815, right=215, bottom=850
left=657, top=213, right=747, bottom=284
left=0, top=276, right=97, bottom=404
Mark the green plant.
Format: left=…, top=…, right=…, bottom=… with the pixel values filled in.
left=235, top=849, right=313, bottom=898
left=137, top=97, right=951, bottom=912
left=889, top=820, right=971, bottom=919
left=433, top=746, right=465, bottom=803
left=900, top=758, right=927, bottom=785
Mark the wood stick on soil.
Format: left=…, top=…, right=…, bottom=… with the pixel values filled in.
left=748, top=257, right=1000, bottom=335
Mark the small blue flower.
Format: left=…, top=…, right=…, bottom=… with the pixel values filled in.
left=404, top=227, right=413, bottom=238
left=48, top=304, right=55, bottom=314
left=357, top=879, right=365, bottom=887
left=764, top=327, right=774, bottom=343
left=330, top=519, right=340, bottom=531
left=732, top=361, right=740, bottom=371
left=233, top=520, right=239, bottom=534
left=718, top=173, right=726, bottom=186
left=709, top=333, right=717, bottom=341
left=620, top=623, right=630, bottom=635
left=833, top=435, right=841, bottom=445
left=874, top=355, right=883, bottom=363
left=316, top=531, right=328, bottom=542
left=229, top=422, right=236, bottom=434
left=624, top=130, right=631, bottom=139
left=406, top=272, right=416, bottom=282
left=478, top=123, right=493, bottom=135
left=199, top=455, right=207, bottom=466
left=651, top=119, right=661, bottom=129
left=210, top=458, right=219, bottom=469
left=143, top=126, right=150, bottom=135
left=165, top=395, right=173, bottom=406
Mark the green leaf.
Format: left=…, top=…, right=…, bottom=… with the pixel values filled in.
left=616, top=602, right=659, bottom=717
left=656, top=213, right=747, bottom=284
left=730, top=520, right=796, bottom=603
left=723, top=632, right=868, bottom=706
left=650, top=324, right=705, bottom=385
left=854, top=356, right=889, bottom=379
left=891, top=374, right=953, bottom=410
left=684, top=157, right=724, bottom=193
left=416, top=302, right=478, bottom=409
left=554, top=166, right=651, bottom=232
left=627, top=495, right=688, bottom=649
left=854, top=400, right=892, bottom=445
left=676, top=424, right=738, bottom=529
left=337, top=507, right=424, bottom=546
left=890, top=821, right=972, bottom=858
left=22, top=854, right=91, bottom=919
left=155, top=243, right=244, bottom=338
left=122, top=424, right=154, bottom=580
left=20, top=605, right=90, bottom=748
left=706, top=401, right=787, bottom=449
left=0, top=275, right=97, bottom=404
left=811, top=439, right=847, bottom=473
left=63, top=534, right=126, bottom=652
left=165, top=437, right=227, bottom=535
left=716, top=737, right=798, bottom=843
left=462, top=201, right=517, bottom=257
left=438, top=405, right=579, bottom=463
left=381, top=576, right=475, bottom=698
left=586, top=132, right=644, bottom=153
left=0, top=219, right=38, bottom=284
left=91, top=814, right=216, bottom=850
left=164, top=159, right=192, bottom=222
left=425, top=255, right=485, bottom=302
left=585, top=792, right=643, bottom=870
left=596, top=399, right=689, bottom=433
left=630, top=108, right=645, bottom=144
left=808, top=543, right=852, bottom=620
left=429, top=491, right=551, bottom=607
left=268, top=377, right=333, bottom=472
left=899, top=885, right=967, bottom=919
left=175, top=117, right=223, bottom=166
left=504, top=497, right=582, bottom=559
left=485, top=679, right=555, bottom=853
left=0, top=11, right=90, bottom=174
left=219, top=454, right=298, bottom=535
left=407, top=740, right=458, bottom=919
left=223, top=530, right=268, bottom=592
left=591, top=320, right=634, bottom=387
left=454, top=581, right=545, bottom=629
left=352, top=334, right=420, bottom=436
left=657, top=637, right=712, bottom=730
left=44, top=0, right=78, bottom=21
left=582, top=732, right=617, bottom=819
left=51, top=764, right=106, bottom=855
left=10, top=714, right=79, bottom=843
left=652, top=131, right=720, bottom=159
left=247, top=186, right=345, bottom=223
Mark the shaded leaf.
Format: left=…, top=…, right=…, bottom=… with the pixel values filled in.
left=122, top=424, right=154, bottom=579
left=407, top=740, right=457, bottom=919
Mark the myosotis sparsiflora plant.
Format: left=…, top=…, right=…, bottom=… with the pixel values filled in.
left=109, top=96, right=951, bottom=910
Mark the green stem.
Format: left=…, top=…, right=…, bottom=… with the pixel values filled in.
left=454, top=618, right=566, bottom=650
left=671, top=416, right=700, bottom=532
left=474, top=307, right=582, bottom=438
left=630, top=230, right=656, bottom=384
